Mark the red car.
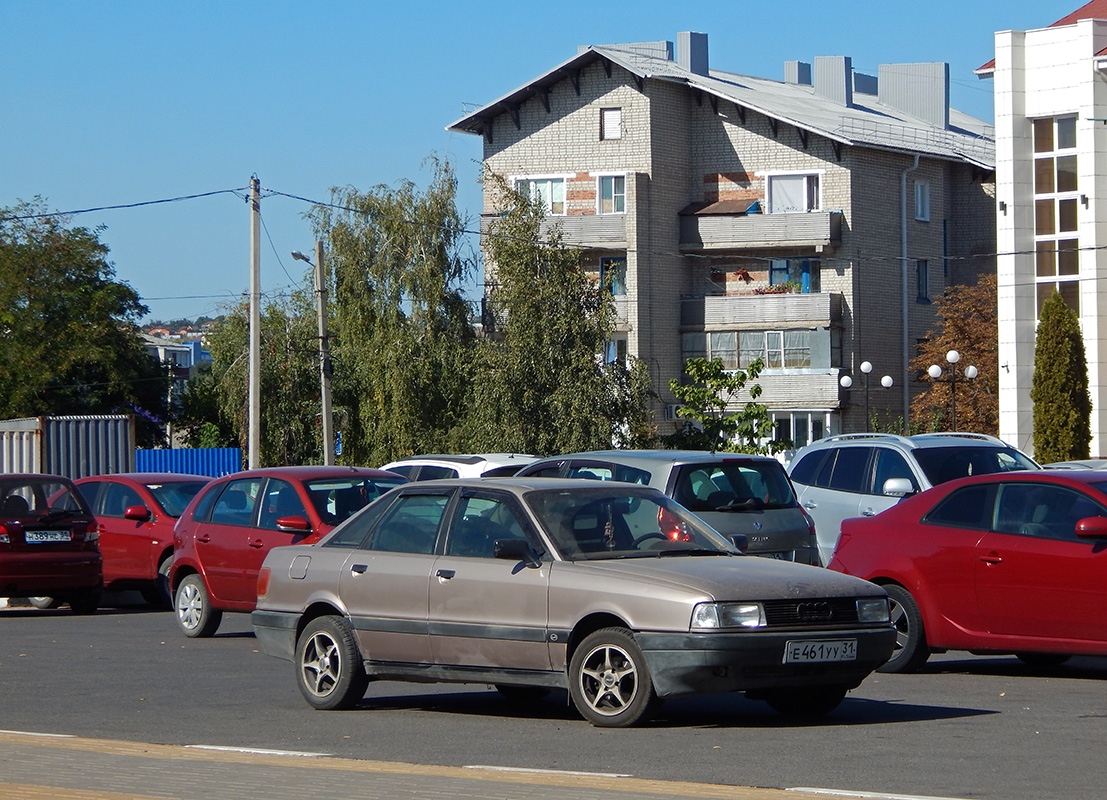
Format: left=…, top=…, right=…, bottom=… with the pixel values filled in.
left=171, top=466, right=407, bottom=637
left=829, top=470, right=1107, bottom=673
left=73, top=473, right=211, bottom=607
left=1, top=473, right=102, bottom=614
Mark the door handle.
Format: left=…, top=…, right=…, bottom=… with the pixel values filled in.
left=248, top=539, right=264, bottom=549
left=980, top=552, right=1003, bottom=565
left=197, top=534, right=211, bottom=544
left=861, top=509, right=876, bottom=516
left=435, top=569, right=456, bottom=580
left=351, top=564, right=367, bottom=574
left=802, top=502, right=817, bottom=510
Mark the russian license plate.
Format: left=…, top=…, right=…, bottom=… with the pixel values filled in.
left=24, top=530, right=72, bottom=544
left=783, top=638, right=857, bottom=663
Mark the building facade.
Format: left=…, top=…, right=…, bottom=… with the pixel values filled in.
left=451, top=33, right=996, bottom=452
left=980, top=1, right=1107, bottom=457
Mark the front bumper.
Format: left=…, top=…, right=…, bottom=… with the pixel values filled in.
left=636, top=625, right=896, bottom=698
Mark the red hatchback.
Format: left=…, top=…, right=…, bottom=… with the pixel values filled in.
left=74, top=473, right=210, bottom=607
left=0, top=474, right=102, bottom=614
left=829, top=470, right=1107, bottom=673
left=171, top=466, right=407, bottom=637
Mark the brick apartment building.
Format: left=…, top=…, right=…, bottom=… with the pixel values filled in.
left=449, top=33, right=996, bottom=451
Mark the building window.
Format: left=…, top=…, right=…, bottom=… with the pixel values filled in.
left=1032, top=115, right=1079, bottom=318
left=605, top=336, right=628, bottom=365
left=600, top=257, right=627, bottom=296
left=600, top=107, right=622, bottom=140
left=772, top=411, right=832, bottom=450
left=684, top=329, right=821, bottom=372
left=769, top=258, right=820, bottom=293
left=514, top=177, right=565, bottom=215
left=598, top=175, right=625, bottom=214
left=916, top=259, right=929, bottom=301
left=914, top=181, right=930, bottom=222
left=767, top=173, right=820, bottom=213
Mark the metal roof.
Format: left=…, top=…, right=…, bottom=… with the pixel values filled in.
left=449, top=42, right=995, bottom=169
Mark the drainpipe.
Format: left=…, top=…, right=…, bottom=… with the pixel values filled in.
left=901, top=154, right=920, bottom=429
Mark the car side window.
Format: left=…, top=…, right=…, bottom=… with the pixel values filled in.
left=788, top=450, right=826, bottom=486
left=323, top=495, right=395, bottom=549
left=367, top=493, right=449, bottom=554
left=995, top=483, right=1107, bottom=541
left=568, top=463, right=614, bottom=481
left=257, top=479, right=308, bottom=531
left=871, top=449, right=918, bottom=495
left=924, top=484, right=997, bottom=530
left=101, top=482, right=144, bottom=517
left=76, top=481, right=104, bottom=514
left=208, top=478, right=262, bottom=526
left=445, top=495, right=530, bottom=558
left=416, top=466, right=459, bottom=481
left=823, top=447, right=873, bottom=493
left=522, top=464, right=565, bottom=478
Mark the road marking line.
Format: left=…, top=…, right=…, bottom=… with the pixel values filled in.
left=789, top=788, right=970, bottom=800
left=0, top=730, right=75, bottom=738
left=466, top=765, right=632, bottom=778
left=186, top=744, right=332, bottom=757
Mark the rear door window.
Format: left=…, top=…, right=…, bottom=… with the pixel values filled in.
left=924, top=484, right=997, bottom=530
left=822, top=447, right=873, bottom=493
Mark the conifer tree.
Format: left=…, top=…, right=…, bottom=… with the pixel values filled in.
left=1031, top=291, right=1091, bottom=463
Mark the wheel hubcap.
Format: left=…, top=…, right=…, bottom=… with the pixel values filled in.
left=177, top=584, right=202, bottom=629
left=579, top=643, right=637, bottom=716
left=301, top=633, right=340, bottom=697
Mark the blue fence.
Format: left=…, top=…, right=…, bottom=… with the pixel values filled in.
left=135, top=447, right=243, bottom=477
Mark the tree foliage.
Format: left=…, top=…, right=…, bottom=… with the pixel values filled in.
left=910, top=274, right=998, bottom=434
left=0, top=199, right=170, bottom=446
left=1032, top=291, right=1091, bottom=463
left=665, top=357, right=786, bottom=455
left=459, top=174, right=654, bottom=455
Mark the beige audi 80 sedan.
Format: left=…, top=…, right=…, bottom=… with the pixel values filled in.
left=252, top=478, right=895, bottom=727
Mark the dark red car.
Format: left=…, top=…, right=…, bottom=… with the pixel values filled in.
left=73, top=473, right=211, bottom=607
left=0, top=473, right=102, bottom=614
left=828, top=470, right=1107, bottom=673
left=171, top=466, right=407, bottom=637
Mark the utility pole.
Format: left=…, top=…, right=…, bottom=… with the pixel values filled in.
left=248, top=177, right=261, bottom=469
left=313, top=240, right=335, bottom=465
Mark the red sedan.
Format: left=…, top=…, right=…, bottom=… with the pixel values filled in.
left=828, top=470, right=1107, bottom=673
left=171, top=466, right=407, bottom=638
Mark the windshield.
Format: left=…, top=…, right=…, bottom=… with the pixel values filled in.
left=913, top=446, right=1038, bottom=486
left=305, top=475, right=407, bottom=525
left=1, top=478, right=91, bottom=518
left=145, top=480, right=209, bottom=517
left=673, top=460, right=797, bottom=512
left=526, top=487, right=737, bottom=561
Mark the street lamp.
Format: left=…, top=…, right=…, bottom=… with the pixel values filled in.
left=839, top=361, right=893, bottom=432
left=927, top=350, right=978, bottom=432
left=292, top=243, right=335, bottom=465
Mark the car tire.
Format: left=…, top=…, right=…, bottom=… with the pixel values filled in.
left=1016, top=652, right=1071, bottom=668
left=67, top=588, right=102, bottom=615
left=174, top=574, right=222, bottom=638
left=761, top=685, right=848, bottom=718
left=569, top=627, right=658, bottom=727
left=295, top=616, right=369, bottom=711
left=141, top=554, right=174, bottom=609
left=495, top=684, right=550, bottom=702
left=879, top=584, right=930, bottom=674
left=28, top=596, right=62, bottom=609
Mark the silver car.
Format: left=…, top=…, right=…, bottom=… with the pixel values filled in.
left=252, top=478, right=894, bottom=727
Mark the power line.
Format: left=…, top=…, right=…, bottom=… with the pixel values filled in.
left=0, top=188, right=249, bottom=222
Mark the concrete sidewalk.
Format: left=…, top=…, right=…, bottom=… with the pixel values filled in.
left=0, top=730, right=854, bottom=800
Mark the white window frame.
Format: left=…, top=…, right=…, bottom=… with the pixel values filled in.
left=914, top=181, right=930, bottom=222
left=513, top=175, right=570, bottom=215
left=1032, top=115, right=1080, bottom=317
left=760, top=170, right=823, bottom=214
left=600, top=107, right=622, bottom=140
left=595, top=173, right=626, bottom=215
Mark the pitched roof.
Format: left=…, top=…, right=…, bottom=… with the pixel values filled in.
left=976, top=0, right=1107, bottom=73
left=450, top=41, right=994, bottom=169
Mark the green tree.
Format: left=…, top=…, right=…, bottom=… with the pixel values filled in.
left=664, top=357, right=787, bottom=455
left=1032, top=291, right=1091, bottom=463
left=460, top=174, right=654, bottom=455
left=308, top=158, right=476, bottom=466
left=0, top=199, right=170, bottom=446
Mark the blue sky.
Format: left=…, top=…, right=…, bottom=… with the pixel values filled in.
left=1, top=1, right=1083, bottom=323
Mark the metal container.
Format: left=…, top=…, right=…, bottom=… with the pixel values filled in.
left=0, top=416, right=135, bottom=479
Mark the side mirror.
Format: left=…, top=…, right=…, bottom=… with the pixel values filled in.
left=1075, top=516, right=1107, bottom=539
left=882, top=477, right=916, bottom=497
left=123, top=505, right=152, bottom=522
left=276, top=515, right=311, bottom=532
left=493, top=538, right=540, bottom=567
left=730, top=533, right=749, bottom=553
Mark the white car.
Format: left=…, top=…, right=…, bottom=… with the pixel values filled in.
left=380, top=453, right=536, bottom=481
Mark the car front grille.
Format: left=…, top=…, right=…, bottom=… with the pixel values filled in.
left=762, top=598, right=861, bottom=627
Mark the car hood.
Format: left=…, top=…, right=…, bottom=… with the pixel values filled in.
left=569, top=555, right=880, bottom=601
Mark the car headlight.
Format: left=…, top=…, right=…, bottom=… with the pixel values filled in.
left=691, top=602, right=766, bottom=629
left=856, top=597, right=890, bottom=623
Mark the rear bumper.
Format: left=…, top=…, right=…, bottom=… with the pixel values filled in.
left=252, top=610, right=298, bottom=661
left=0, top=553, right=102, bottom=597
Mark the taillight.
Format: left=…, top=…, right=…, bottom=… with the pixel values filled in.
left=257, top=567, right=270, bottom=599
left=85, top=520, right=100, bottom=542
left=0, top=523, right=9, bottom=544
left=657, top=507, right=692, bottom=542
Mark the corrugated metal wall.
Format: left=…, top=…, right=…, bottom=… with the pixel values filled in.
left=0, top=416, right=135, bottom=478
left=135, top=448, right=243, bottom=477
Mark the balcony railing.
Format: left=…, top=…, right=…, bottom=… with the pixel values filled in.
left=481, top=213, right=627, bottom=248
left=680, top=211, right=842, bottom=251
left=681, top=291, right=843, bottom=328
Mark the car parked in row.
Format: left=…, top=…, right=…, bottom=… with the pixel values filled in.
left=1, top=473, right=102, bottom=614
left=252, top=477, right=894, bottom=726
left=516, top=450, right=820, bottom=565
left=828, top=469, right=1107, bottom=673
left=788, top=433, right=1039, bottom=565
left=171, top=466, right=407, bottom=638
left=380, top=453, right=536, bottom=480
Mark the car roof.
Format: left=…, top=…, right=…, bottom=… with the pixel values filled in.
left=75, top=472, right=211, bottom=483
left=796, top=432, right=1017, bottom=452
left=393, top=476, right=669, bottom=495
left=211, top=465, right=403, bottom=481
left=381, top=453, right=535, bottom=469
left=527, top=449, right=781, bottom=467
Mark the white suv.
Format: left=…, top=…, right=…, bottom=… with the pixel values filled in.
left=788, top=433, right=1039, bottom=565
left=380, top=453, right=536, bottom=481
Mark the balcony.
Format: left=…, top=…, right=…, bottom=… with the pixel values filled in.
left=681, top=291, right=843, bottom=328
left=481, top=213, right=626, bottom=248
left=679, top=207, right=842, bottom=252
